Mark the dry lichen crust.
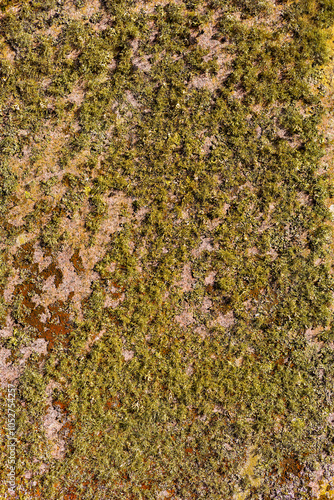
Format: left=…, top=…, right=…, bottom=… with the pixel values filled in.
left=1, top=0, right=334, bottom=498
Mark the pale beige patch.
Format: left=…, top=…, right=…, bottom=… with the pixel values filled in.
left=0, top=315, right=14, bottom=338
left=0, top=39, right=15, bottom=63
left=188, top=10, right=234, bottom=92
left=308, top=473, right=323, bottom=499
left=67, top=85, right=85, bottom=106
left=194, top=324, right=208, bottom=340
left=266, top=247, right=278, bottom=260
left=122, top=349, right=134, bottom=361
left=233, top=447, right=263, bottom=500
left=7, top=199, right=36, bottom=228
left=205, top=271, right=216, bottom=286
left=32, top=242, right=52, bottom=273
left=201, top=135, right=215, bottom=155
left=104, top=288, right=125, bottom=309
left=216, top=311, right=235, bottom=329
left=235, top=356, right=243, bottom=368
left=201, top=297, right=212, bottom=313
left=174, top=263, right=195, bottom=292
left=247, top=247, right=259, bottom=257
left=87, top=192, right=134, bottom=250
left=191, top=238, right=214, bottom=258
left=185, top=364, right=194, bottom=376
left=20, top=339, right=48, bottom=358
left=175, top=307, right=195, bottom=328
left=60, top=199, right=91, bottom=249
left=43, top=380, right=67, bottom=460
left=132, top=0, right=180, bottom=15
left=85, top=329, right=105, bottom=353
left=0, top=339, right=48, bottom=389
left=305, top=325, right=323, bottom=343
left=157, top=490, right=174, bottom=500
left=3, top=269, right=23, bottom=304
left=125, top=90, right=140, bottom=109
left=206, top=217, right=224, bottom=231
left=63, top=0, right=101, bottom=20
left=0, top=348, right=20, bottom=388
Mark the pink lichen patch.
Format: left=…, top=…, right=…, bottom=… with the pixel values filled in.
left=205, top=271, right=216, bottom=286
left=0, top=314, right=14, bottom=338
left=201, top=135, right=215, bottom=155
left=305, top=325, right=323, bottom=342
left=63, top=0, right=101, bottom=21
left=266, top=247, right=278, bottom=260
left=40, top=310, right=51, bottom=323
left=104, top=286, right=125, bottom=309
left=174, top=307, right=195, bottom=328
left=7, top=199, right=36, bottom=227
left=194, top=325, right=208, bottom=340
left=132, top=0, right=178, bottom=15
left=185, top=364, right=194, bottom=376
left=201, top=297, right=212, bottom=313
left=0, top=348, right=20, bottom=388
left=234, top=356, right=243, bottom=368
left=188, top=13, right=234, bottom=91
left=85, top=329, right=105, bottom=353
left=157, top=490, right=173, bottom=500
left=216, top=311, right=235, bottom=329
left=132, top=52, right=152, bottom=73
left=122, top=349, right=134, bottom=362
left=308, top=468, right=326, bottom=499
left=3, top=269, right=23, bottom=304
left=87, top=192, right=134, bottom=251
left=246, top=247, right=259, bottom=257
left=67, top=85, right=85, bottom=106
left=32, top=243, right=53, bottom=272
left=135, top=206, right=150, bottom=224
left=125, top=90, right=140, bottom=109
left=0, top=339, right=48, bottom=389
left=191, top=238, right=214, bottom=258
left=103, top=262, right=116, bottom=276
left=20, top=339, right=48, bottom=360
left=47, top=245, right=100, bottom=320
left=242, top=299, right=253, bottom=311
left=60, top=199, right=91, bottom=248
left=206, top=217, right=223, bottom=230
left=174, top=263, right=196, bottom=292
left=0, top=41, right=15, bottom=63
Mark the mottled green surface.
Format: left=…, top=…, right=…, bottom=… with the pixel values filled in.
left=1, top=0, right=334, bottom=498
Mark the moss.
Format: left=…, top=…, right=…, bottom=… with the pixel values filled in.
left=40, top=216, right=61, bottom=249
left=0, top=0, right=334, bottom=498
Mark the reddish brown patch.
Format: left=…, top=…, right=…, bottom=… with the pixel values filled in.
left=70, top=248, right=85, bottom=275
left=279, top=456, right=303, bottom=483
left=62, top=421, right=74, bottom=437
left=141, top=482, right=152, bottom=490
left=9, top=241, right=73, bottom=350
left=64, top=486, right=78, bottom=500
left=46, top=300, right=72, bottom=350
left=53, top=399, right=69, bottom=413
left=41, top=262, right=63, bottom=288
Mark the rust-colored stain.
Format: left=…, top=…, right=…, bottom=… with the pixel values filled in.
left=70, top=248, right=85, bottom=275
left=279, top=456, right=303, bottom=483
left=64, top=486, right=78, bottom=500
left=11, top=241, right=72, bottom=351
left=53, top=399, right=69, bottom=413
left=41, top=262, right=64, bottom=288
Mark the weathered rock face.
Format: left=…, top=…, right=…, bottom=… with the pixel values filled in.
left=0, top=0, right=334, bottom=498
